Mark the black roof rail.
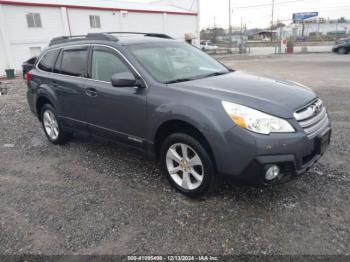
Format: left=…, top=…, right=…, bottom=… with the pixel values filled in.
left=107, top=32, right=173, bottom=39
left=49, top=32, right=173, bottom=46
left=49, top=33, right=119, bottom=46
left=49, top=35, right=84, bottom=46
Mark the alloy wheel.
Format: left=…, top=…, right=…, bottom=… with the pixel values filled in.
left=43, top=109, right=59, bottom=140
left=166, top=143, right=204, bottom=190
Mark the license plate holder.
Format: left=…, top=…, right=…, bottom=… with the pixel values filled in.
left=315, top=130, right=331, bottom=155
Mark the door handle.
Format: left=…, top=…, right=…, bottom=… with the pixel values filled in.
left=85, top=87, right=98, bottom=97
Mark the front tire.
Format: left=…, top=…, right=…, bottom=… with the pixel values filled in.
left=41, top=104, right=70, bottom=145
left=338, top=47, right=347, bottom=54
left=160, top=133, right=215, bottom=197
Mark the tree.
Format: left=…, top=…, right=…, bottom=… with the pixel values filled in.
left=200, top=27, right=226, bottom=43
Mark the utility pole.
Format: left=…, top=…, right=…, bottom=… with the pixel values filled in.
left=229, top=0, right=233, bottom=49
left=270, top=0, right=275, bottom=42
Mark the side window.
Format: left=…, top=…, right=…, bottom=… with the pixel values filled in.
left=91, top=48, right=131, bottom=82
left=61, top=48, right=88, bottom=77
left=37, top=49, right=60, bottom=72
left=53, top=50, right=62, bottom=74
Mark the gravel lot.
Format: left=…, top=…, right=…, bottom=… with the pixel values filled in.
left=0, top=53, right=349, bottom=255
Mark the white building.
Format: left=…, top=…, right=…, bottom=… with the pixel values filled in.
left=0, top=0, right=199, bottom=75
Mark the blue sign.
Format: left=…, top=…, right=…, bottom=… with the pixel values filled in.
left=293, top=12, right=318, bottom=23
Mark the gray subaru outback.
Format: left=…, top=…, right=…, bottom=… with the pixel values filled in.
left=26, top=32, right=331, bottom=197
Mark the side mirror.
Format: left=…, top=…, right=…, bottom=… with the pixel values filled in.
left=111, top=72, right=138, bottom=87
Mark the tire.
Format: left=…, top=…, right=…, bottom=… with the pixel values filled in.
left=160, top=133, right=215, bottom=197
left=40, top=104, right=70, bottom=145
left=338, top=47, right=347, bottom=55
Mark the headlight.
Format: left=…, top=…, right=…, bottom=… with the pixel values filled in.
left=222, top=101, right=295, bottom=135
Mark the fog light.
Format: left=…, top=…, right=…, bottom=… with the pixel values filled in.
left=265, top=165, right=280, bottom=180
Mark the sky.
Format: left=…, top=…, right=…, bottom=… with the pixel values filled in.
left=119, top=0, right=350, bottom=29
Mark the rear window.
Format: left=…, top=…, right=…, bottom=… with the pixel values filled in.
left=37, top=49, right=60, bottom=72
left=60, top=47, right=88, bottom=77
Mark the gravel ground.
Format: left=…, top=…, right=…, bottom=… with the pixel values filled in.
left=0, top=53, right=349, bottom=255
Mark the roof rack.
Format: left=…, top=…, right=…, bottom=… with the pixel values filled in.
left=49, top=33, right=118, bottom=46
left=49, top=32, right=173, bottom=46
left=107, top=32, right=173, bottom=39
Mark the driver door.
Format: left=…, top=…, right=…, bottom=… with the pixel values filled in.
left=82, top=46, right=147, bottom=146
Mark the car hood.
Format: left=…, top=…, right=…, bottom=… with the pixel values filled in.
left=171, top=71, right=317, bottom=118
left=334, top=42, right=350, bottom=48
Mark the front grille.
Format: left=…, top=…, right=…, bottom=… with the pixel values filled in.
left=294, top=99, right=329, bottom=138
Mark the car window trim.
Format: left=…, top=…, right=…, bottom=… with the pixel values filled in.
left=37, top=49, right=61, bottom=73
left=53, top=49, right=63, bottom=74
left=36, top=44, right=148, bottom=88
left=61, top=46, right=90, bottom=78
left=89, top=45, right=134, bottom=83
left=89, top=44, right=148, bottom=88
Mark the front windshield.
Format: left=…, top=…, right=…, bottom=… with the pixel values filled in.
left=128, top=43, right=230, bottom=83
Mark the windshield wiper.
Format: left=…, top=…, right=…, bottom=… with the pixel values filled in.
left=165, top=78, right=194, bottom=84
left=202, top=71, right=230, bottom=78
left=165, top=71, right=230, bottom=84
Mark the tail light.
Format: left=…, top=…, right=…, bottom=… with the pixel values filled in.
left=25, top=72, right=32, bottom=81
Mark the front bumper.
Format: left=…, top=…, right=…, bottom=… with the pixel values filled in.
left=213, top=121, right=331, bottom=186
left=237, top=131, right=331, bottom=186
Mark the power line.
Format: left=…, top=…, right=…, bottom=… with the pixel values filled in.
left=233, top=0, right=350, bottom=10
left=233, top=0, right=303, bottom=9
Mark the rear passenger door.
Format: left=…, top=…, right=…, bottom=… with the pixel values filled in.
left=51, top=46, right=89, bottom=130
left=83, top=45, right=147, bottom=145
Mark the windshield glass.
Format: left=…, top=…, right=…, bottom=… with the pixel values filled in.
left=128, top=43, right=230, bottom=83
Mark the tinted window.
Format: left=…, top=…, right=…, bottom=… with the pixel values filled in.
left=91, top=48, right=130, bottom=82
left=53, top=50, right=62, bottom=73
left=61, top=48, right=88, bottom=77
left=37, top=49, right=60, bottom=72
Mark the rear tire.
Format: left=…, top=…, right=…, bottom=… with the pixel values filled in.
left=338, top=47, right=347, bottom=55
left=41, top=104, right=70, bottom=145
left=160, top=133, right=215, bottom=197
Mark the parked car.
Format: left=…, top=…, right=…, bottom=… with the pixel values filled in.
left=22, top=56, right=37, bottom=79
left=332, top=37, right=350, bottom=54
left=26, top=32, right=331, bottom=197
left=199, top=40, right=218, bottom=51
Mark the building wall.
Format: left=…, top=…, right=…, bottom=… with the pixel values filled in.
left=67, top=9, right=122, bottom=35
left=0, top=32, right=5, bottom=73
left=1, top=4, right=66, bottom=74
left=0, top=3, right=198, bottom=75
left=151, top=0, right=198, bottom=13
left=120, top=12, right=164, bottom=33
left=167, top=14, right=197, bottom=39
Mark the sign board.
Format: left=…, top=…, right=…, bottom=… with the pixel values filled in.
left=293, top=12, right=318, bottom=23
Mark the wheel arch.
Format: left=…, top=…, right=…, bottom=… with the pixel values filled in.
left=154, top=119, right=217, bottom=171
left=35, top=82, right=60, bottom=120
left=36, top=95, right=55, bottom=121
